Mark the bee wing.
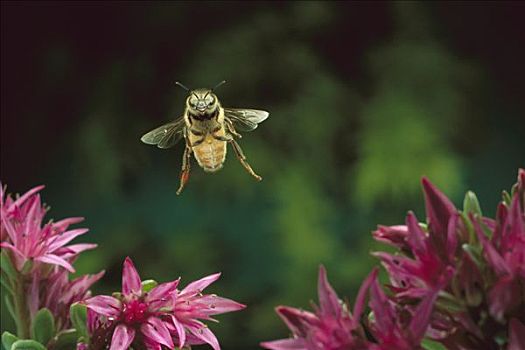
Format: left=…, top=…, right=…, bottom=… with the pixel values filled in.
left=141, top=117, right=186, bottom=149
left=223, top=108, right=269, bottom=132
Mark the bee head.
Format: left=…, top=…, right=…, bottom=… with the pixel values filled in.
left=176, top=80, right=225, bottom=116
left=186, top=89, right=218, bottom=114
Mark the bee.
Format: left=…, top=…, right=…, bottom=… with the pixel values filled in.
left=141, top=81, right=269, bottom=195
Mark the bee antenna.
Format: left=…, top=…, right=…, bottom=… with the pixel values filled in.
left=175, top=81, right=191, bottom=92
left=212, top=80, right=226, bottom=91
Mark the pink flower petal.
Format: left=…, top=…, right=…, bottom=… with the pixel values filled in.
left=52, top=217, right=84, bottom=231
left=488, top=276, right=520, bottom=322
left=84, top=295, right=122, bottom=317
left=122, top=256, right=142, bottom=297
left=47, top=228, right=89, bottom=252
left=141, top=317, right=174, bottom=349
left=421, top=177, right=456, bottom=238
left=146, top=279, right=180, bottom=305
left=446, top=213, right=458, bottom=262
left=35, top=254, right=75, bottom=272
left=275, top=306, right=317, bottom=338
left=372, top=225, right=409, bottom=249
left=317, top=265, right=341, bottom=319
left=260, top=338, right=306, bottom=350
left=188, top=322, right=220, bottom=350
left=170, top=315, right=186, bottom=349
left=368, top=275, right=395, bottom=338
left=406, top=211, right=426, bottom=256
left=473, top=216, right=512, bottom=276
left=12, top=185, right=45, bottom=208
left=198, top=295, right=246, bottom=315
left=109, top=324, right=135, bottom=350
left=508, top=318, right=525, bottom=350
left=181, top=272, right=221, bottom=295
left=352, top=267, right=378, bottom=326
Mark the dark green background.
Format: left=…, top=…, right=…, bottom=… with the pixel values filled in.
left=1, top=2, right=524, bottom=349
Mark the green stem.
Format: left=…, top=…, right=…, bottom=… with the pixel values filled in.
left=13, top=275, right=31, bottom=339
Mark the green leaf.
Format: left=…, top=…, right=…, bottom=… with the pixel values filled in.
left=435, top=291, right=465, bottom=313
left=52, top=329, right=79, bottom=350
left=70, top=303, right=88, bottom=340
left=20, top=260, right=33, bottom=275
left=0, top=251, right=17, bottom=281
left=141, top=279, right=158, bottom=293
left=4, top=295, right=16, bottom=321
left=463, top=191, right=482, bottom=216
left=462, top=243, right=483, bottom=268
left=421, top=338, right=447, bottom=350
left=11, top=340, right=47, bottom=350
left=0, top=273, right=14, bottom=295
left=2, top=331, right=19, bottom=350
left=31, top=308, right=55, bottom=346
left=502, top=190, right=512, bottom=206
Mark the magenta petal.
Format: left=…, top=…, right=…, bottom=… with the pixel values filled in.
left=84, top=295, right=122, bottom=317
left=368, top=275, right=395, bottom=337
left=422, top=177, right=456, bottom=237
left=47, top=228, right=89, bottom=252
left=122, top=257, right=142, bottom=297
left=35, top=254, right=75, bottom=272
left=141, top=317, right=174, bottom=349
left=446, top=213, right=458, bottom=262
left=352, top=268, right=378, bottom=326
left=52, top=217, right=84, bottom=231
left=406, top=211, right=426, bottom=255
left=260, top=338, right=306, bottom=350
left=188, top=324, right=220, bottom=350
left=372, top=225, right=409, bottom=249
left=146, top=279, right=180, bottom=304
left=488, top=276, right=520, bottom=322
left=508, top=318, right=525, bottom=350
left=170, top=315, right=186, bottom=349
left=109, top=324, right=135, bottom=350
left=275, top=306, right=317, bottom=338
left=11, top=185, right=45, bottom=208
left=408, top=288, right=440, bottom=342
left=181, top=272, right=221, bottom=295
left=198, top=295, right=246, bottom=315
left=317, top=265, right=341, bottom=318
left=473, top=217, right=511, bottom=276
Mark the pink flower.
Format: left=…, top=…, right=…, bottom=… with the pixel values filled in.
left=367, top=267, right=453, bottom=350
left=1, top=184, right=96, bottom=272
left=373, top=171, right=525, bottom=348
left=35, top=268, right=104, bottom=330
left=261, top=266, right=377, bottom=350
left=84, top=257, right=245, bottom=350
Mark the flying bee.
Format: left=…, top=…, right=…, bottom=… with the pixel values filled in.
left=141, top=81, right=269, bottom=195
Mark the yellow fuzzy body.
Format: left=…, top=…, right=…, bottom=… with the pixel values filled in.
left=186, top=107, right=227, bottom=173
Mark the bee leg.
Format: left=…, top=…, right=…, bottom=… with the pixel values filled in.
left=176, top=146, right=192, bottom=195
left=225, top=119, right=242, bottom=138
left=213, top=134, right=233, bottom=142
left=229, top=139, right=262, bottom=181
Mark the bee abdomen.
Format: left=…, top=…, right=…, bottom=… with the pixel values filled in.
left=193, top=137, right=227, bottom=173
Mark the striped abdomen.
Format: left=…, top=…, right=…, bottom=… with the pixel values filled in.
left=192, top=134, right=227, bottom=172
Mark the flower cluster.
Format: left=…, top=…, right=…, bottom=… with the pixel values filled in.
left=262, top=169, right=525, bottom=350
left=1, top=185, right=244, bottom=350
left=1, top=184, right=103, bottom=344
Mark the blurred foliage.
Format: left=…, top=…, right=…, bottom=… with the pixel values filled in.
left=1, top=2, right=524, bottom=349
